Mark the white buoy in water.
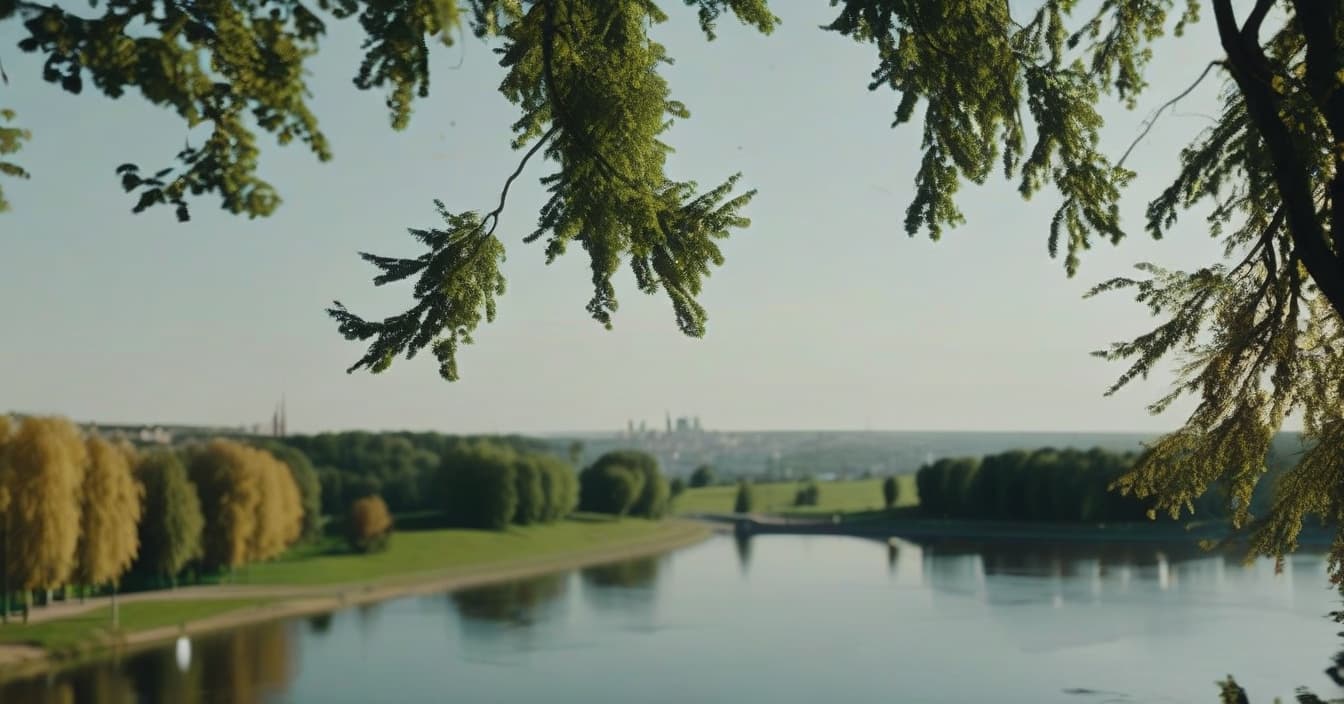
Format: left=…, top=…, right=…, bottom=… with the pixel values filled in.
left=175, top=635, right=191, bottom=672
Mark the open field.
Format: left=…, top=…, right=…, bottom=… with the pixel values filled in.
left=673, top=476, right=918, bottom=516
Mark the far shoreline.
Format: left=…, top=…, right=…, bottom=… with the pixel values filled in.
left=696, top=513, right=1337, bottom=550
left=0, top=519, right=712, bottom=686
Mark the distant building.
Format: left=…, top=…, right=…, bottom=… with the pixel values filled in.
left=269, top=396, right=289, bottom=438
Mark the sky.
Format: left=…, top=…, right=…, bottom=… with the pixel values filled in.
left=0, top=3, right=1250, bottom=435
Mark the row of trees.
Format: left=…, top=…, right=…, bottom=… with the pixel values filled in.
left=281, top=431, right=554, bottom=515
left=0, top=417, right=315, bottom=622
left=914, top=444, right=1298, bottom=524
left=915, top=448, right=1167, bottom=523
left=435, top=441, right=580, bottom=530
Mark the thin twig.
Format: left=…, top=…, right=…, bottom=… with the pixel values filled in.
left=1117, top=61, right=1224, bottom=169
left=482, top=124, right=559, bottom=237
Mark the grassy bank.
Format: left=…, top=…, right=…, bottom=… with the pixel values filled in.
left=237, top=516, right=695, bottom=586
left=674, top=476, right=918, bottom=516
left=0, top=599, right=276, bottom=654
left=0, top=517, right=705, bottom=670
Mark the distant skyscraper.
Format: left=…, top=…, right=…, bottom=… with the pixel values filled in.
left=665, top=411, right=671, bottom=435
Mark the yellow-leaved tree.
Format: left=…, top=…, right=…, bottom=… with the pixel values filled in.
left=0, top=417, right=87, bottom=621
left=74, top=436, right=144, bottom=625
left=250, top=449, right=303, bottom=563
left=187, top=440, right=303, bottom=573
left=0, top=415, right=11, bottom=623
left=188, top=439, right=263, bottom=573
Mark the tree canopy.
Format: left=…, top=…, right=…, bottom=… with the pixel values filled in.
left=10, top=1, right=1344, bottom=572
left=133, top=450, right=205, bottom=582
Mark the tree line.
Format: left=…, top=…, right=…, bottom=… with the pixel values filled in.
left=0, top=416, right=314, bottom=622
left=279, top=431, right=555, bottom=516
left=0, top=417, right=670, bottom=621
left=913, top=446, right=1289, bottom=523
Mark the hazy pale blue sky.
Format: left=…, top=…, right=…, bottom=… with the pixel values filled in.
left=0, top=3, right=1243, bottom=435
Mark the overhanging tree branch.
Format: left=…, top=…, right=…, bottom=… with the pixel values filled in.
left=1213, top=0, right=1344, bottom=316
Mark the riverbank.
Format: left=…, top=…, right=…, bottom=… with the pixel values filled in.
left=0, top=518, right=710, bottom=684
left=698, top=513, right=1336, bottom=549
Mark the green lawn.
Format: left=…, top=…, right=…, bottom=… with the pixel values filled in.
left=235, top=516, right=698, bottom=586
left=673, top=476, right=918, bottom=516
left=0, top=517, right=700, bottom=660
left=0, top=599, right=273, bottom=654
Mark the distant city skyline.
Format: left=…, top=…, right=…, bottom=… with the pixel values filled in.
left=0, top=6, right=1268, bottom=436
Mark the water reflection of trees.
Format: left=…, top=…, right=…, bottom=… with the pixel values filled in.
left=307, top=612, right=334, bottom=635
left=910, top=539, right=1324, bottom=611
left=732, top=534, right=752, bottom=575
left=581, top=556, right=661, bottom=590
left=0, top=620, right=298, bottom=704
left=452, top=572, right=569, bottom=625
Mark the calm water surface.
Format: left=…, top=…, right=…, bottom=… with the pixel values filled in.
left=4, top=534, right=1342, bottom=703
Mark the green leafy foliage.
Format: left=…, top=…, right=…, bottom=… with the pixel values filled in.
left=578, top=450, right=668, bottom=518
left=513, top=457, right=545, bottom=525
left=733, top=479, right=752, bottom=514
left=435, top=441, right=519, bottom=530
left=132, top=450, right=204, bottom=583
left=255, top=441, right=324, bottom=542
left=13, top=0, right=1344, bottom=582
left=689, top=465, right=716, bottom=488
left=0, top=109, right=30, bottom=213
left=578, top=463, right=642, bottom=517
left=330, top=0, right=769, bottom=381
left=882, top=475, right=899, bottom=510
left=0, top=0, right=467, bottom=220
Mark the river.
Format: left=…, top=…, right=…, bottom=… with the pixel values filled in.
left=3, top=534, right=1342, bottom=703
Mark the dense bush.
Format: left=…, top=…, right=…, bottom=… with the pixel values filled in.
left=670, top=477, right=686, bottom=498
left=579, top=463, right=644, bottom=516
left=579, top=450, right=668, bottom=518
left=347, top=495, right=393, bottom=553
left=689, top=465, right=716, bottom=488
